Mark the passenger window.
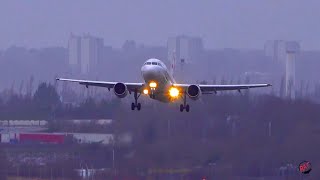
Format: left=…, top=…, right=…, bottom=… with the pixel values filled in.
left=152, top=62, right=157, bottom=65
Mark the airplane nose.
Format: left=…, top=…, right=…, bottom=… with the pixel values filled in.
left=142, top=65, right=160, bottom=80
left=141, top=65, right=148, bottom=73
left=142, top=66, right=153, bottom=77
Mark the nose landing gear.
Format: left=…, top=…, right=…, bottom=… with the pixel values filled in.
left=131, top=89, right=142, bottom=111
left=150, top=87, right=156, bottom=99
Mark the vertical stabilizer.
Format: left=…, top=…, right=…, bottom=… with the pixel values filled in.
left=170, top=50, right=176, bottom=78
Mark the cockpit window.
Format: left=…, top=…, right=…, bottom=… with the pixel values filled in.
left=152, top=62, right=157, bottom=65
left=146, top=62, right=151, bottom=65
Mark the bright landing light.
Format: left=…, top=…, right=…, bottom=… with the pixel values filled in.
left=143, top=89, right=149, bottom=95
left=149, top=81, right=157, bottom=88
left=169, top=87, right=180, bottom=97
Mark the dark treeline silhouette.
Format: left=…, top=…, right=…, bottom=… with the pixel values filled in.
left=1, top=144, right=113, bottom=180
left=0, top=82, right=320, bottom=178
left=108, top=93, right=320, bottom=178
left=0, top=82, right=118, bottom=120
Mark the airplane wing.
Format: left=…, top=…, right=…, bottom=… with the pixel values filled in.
left=173, top=83, right=271, bottom=92
left=56, top=78, right=144, bottom=91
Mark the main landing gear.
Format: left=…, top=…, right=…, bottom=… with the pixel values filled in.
left=131, top=89, right=141, bottom=111
left=180, top=92, right=190, bottom=112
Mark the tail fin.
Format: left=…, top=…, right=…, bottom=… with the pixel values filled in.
left=170, top=50, right=176, bottom=78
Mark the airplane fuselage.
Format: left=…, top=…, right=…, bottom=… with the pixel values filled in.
left=141, top=58, right=177, bottom=102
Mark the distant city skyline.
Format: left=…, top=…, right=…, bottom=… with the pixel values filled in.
left=0, top=1, right=320, bottom=50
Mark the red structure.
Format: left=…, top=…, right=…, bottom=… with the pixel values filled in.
left=20, top=133, right=65, bottom=144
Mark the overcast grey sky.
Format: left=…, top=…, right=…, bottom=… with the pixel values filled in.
left=0, top=0, right=319, bottom=50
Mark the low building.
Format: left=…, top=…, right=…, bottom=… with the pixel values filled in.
left=71, top=133, right=114, bottom=145
left=0, top=132, right=115, bottom=145
left=0, top=120, right=48, bottom=127
left=20, top=133, right=65, bottom=144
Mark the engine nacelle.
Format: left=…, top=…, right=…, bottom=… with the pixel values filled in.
left=187, top=85, right=202, bottom=100
left=113, top=83, right=128, bottom=98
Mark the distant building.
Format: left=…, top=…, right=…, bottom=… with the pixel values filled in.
left=167, top=35, right=203, bottom=64
left=80, top=34, right=104, bottom=75
left=264, top=40, right=300, bottom=99
left=285, top=41, right=300, bottom=99
left=68, top=34, right=81, bottom=74
left=122, top=40, right=137, bottom=52
left=167, top=36, right=203, bottom=81
left=68, top=33, right=104, bottom=75
left=264, top=40, right=287, bottom=62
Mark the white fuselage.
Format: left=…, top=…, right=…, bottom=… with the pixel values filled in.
left=141, top=58, right=176, bottom=102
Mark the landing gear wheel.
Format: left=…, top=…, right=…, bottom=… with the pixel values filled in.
left=180, top=104, right=184, bottom=112
left=185, top=104, right=190, bottom=112
left=179, top=91, right=189, bottom=112
left=131, top=89, right=142, bottom=111
left=137, top=103, right=141, bottom=111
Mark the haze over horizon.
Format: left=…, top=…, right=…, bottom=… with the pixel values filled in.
left=0, top=0, right=319, bottom=50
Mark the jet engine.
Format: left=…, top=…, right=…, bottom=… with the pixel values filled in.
left=187, top=85, right=201, bottom=100
left=113, top=83, right=128, bottom=98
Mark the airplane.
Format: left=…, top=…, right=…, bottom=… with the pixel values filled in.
left=56, top=58, right=271, bottom=112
